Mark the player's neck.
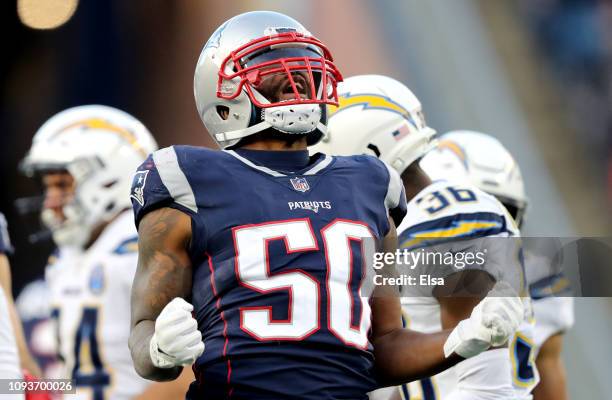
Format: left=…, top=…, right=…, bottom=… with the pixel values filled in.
left=83, top=211, right=124, bottom=250
left=239, top=137, right=308, bottom=151
left=401, top=168, right=432, bottom=201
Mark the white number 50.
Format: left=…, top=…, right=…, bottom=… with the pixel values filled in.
left=233, top=218, right=373, bottom=349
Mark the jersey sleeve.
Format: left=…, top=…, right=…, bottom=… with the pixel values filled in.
left=0, top=213, right=13, bottom=255
left=130, top=146, right=198, bottom=228
left=382, top=161, right=408, bottom=228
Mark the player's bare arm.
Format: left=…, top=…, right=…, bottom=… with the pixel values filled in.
left=533, top=333, right=568, bottom=400
left=129, top=207, right=193, bottom=381
left=436, top=269, right=495, bottom=330
left=370, top=220, right=462, bottom=385
left=0, top=254, right=42, bottom=377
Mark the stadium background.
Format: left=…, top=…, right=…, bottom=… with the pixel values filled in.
left=1, top=0, right=610, bottom=397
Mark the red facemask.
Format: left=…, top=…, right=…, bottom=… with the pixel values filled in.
left=217, top=32, right=343, bottom=109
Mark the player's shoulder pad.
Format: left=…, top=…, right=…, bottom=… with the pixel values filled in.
left=0, top=212, right=13, bottom=255
left=398, top=179, right=515, bottom=250
left=130, top=145, right=203, bottom=227
left=335, top=154, right=407, bottom=227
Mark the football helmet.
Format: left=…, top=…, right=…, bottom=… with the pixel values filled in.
left=194, top=11, right=342, bottom=148
left=310, top=74, right=436, bottom=173
left=427, top=130, right=528, bottom=227
left=21, top=105, right=158, bottom=247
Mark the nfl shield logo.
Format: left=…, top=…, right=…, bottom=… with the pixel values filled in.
left=290, top=177, right=310, bottom=192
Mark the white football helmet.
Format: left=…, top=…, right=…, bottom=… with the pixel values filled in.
left=425, top=130, right=528, bottom=227
left=419, top=138, right=472, bottom=184
left=21, top=105, right=158, bottom=248
left=310, top=74, right=436, bottom=173
left=194, top=11, right=343, bottom=148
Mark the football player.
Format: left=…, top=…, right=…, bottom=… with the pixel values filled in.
left=313, top=74, right=535, bottom=399
left=433, top=131, right=574, bottom=400
left=128, top=11, right=524, bottom=400
left=20, top=105, right=192, bottom=399
left=0, top=212, right=41, bottom=400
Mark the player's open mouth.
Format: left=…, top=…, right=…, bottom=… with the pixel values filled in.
left=277, top=77, right=310, bottom=101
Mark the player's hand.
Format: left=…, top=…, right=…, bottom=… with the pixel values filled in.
left=443, top=282, right=524, bottom=358
left=149, top=297, right=205, bottom=368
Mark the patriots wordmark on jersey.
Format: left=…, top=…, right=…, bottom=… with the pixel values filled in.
left=395, top=179, right=538, bottom=400
left=46, top=211, right=151, bottom=400
left=131, top=146, right=406, bottom=399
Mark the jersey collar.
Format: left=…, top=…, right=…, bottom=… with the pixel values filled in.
left=224, top=150, right=333, bottom=177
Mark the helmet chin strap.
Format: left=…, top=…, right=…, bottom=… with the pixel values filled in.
left=215, top=90, right=327, bottom=143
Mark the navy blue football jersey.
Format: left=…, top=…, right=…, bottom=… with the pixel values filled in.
left=131, top=146, right=406, bottom=400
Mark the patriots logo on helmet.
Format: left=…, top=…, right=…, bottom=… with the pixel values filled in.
left=130, top=170, right=149, bottom=206
left=290, top=177, right=310, bottom=192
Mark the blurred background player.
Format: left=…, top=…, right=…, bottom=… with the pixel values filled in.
left=0, top=212, right=41, bottom=400
left=19, top=105, right=191, bottom=399
left=433, top=131, right=574, bottom=400
left=312, top=74, right=536, bottom=399
left=128, top=11, right=523, bottom=400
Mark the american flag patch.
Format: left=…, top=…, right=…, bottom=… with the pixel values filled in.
left=392, top=123, right=411, bottom=141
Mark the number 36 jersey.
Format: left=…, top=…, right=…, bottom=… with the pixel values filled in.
left=45, top=211, right=151, bottom=399
left=396, top=179, right=538, bottom=400
left=131, top=146, right=406, bottom=400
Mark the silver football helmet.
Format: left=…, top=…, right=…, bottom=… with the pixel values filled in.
left=194, top=11, right=343, bottom=148
left=21, top=105, right=158, bottom=248
left=310, top=74, right=436, bottom=173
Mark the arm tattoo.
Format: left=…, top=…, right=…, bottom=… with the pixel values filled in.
left=135, top=208, right=192, bottom=317
left=129, top=207, right=193, bottom=381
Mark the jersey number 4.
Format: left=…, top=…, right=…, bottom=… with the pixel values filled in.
left=233, top=219, right=372, bottom=349
left=52, top=307, right=110, bottom=400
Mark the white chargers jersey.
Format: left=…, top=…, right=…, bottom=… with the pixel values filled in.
left=46, top=210, right=150, bottom=399
left=396, top=180, right=537, bottom=400
left=523, top=247, right=574, bottom=349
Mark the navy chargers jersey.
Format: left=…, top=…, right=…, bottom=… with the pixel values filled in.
left=131, top=146, right=406, bottom=400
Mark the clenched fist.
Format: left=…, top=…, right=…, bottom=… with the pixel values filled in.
left=149, top=298, right=205, bottom=368
left=444, top=282, right=524, bottom=358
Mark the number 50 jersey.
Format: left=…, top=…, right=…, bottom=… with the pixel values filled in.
left=131, top=146, right=406, bottom=400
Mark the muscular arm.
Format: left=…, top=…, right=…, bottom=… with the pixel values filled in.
left=0, top=255, right=42, bottom=377
left=436, top=269, right=495, bottom=330
left=370, top=219, right=463, bottom=386
left=533, top=333, right=568, bottom=400
left=128, top=207, right=193, bottom=381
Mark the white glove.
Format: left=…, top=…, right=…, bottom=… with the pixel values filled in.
left=443, top=282, right=524, bottom=358
left=149, top=297, right=205, bottom=368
